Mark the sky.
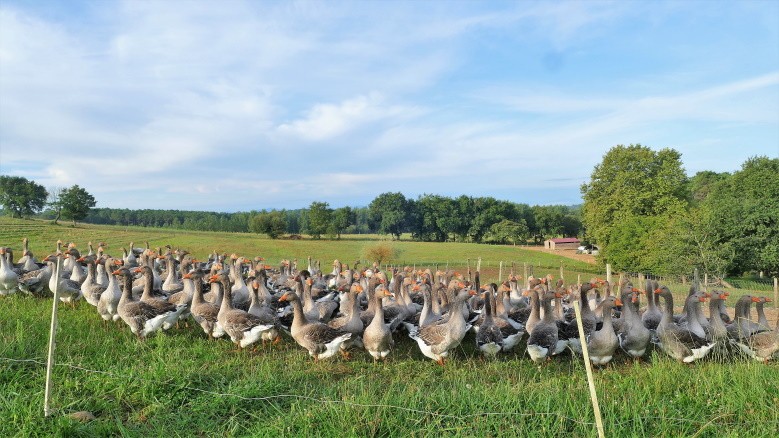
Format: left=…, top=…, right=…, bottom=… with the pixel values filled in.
left=1, top=0, right=778, bottom=212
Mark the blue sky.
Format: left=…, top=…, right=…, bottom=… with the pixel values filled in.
left=1, top=0, right=777, bottom=212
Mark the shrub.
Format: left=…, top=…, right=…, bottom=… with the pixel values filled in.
left=362, top=242, right=401, bottom=265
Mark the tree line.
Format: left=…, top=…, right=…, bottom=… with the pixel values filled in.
left=50, top=197, right=582, bottom=245
left=0, top=177, right=583, bottom=244
left=580, top=145, right=778, bottom=278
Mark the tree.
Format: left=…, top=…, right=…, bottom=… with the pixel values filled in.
left=581, top=144, right=689, bottom=269
left=47, top=186, right=67, bottom=224
left=329, top=206, right=354, bottom=239
left=488, top=219, right=529, bottom=246
left=0, top=175, right=48, bottom=218
left=60, top=185, right=97, bottom=226
left=703, top=156, right=779, bottom=276
left=369, top=192, right=410, bottom=240
left=250, top=210, right=287, bottom=239
left=306, top=201, right=332, bottom=239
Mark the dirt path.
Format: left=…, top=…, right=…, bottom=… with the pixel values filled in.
left=522, top=246, right=597, bottom=265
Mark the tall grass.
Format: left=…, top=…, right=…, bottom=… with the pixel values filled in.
left=1, top=217, right=777, bottom=436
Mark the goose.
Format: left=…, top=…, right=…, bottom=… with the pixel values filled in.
left=278, top=290, right=351, bottom=361
left=298, top=271, right=338, bottom=323
left=522, top=286, right=543, bottom=335
left=408, top=286, right=475, bottom=365
left=160, top=254, right=184, bottom=294
left=327, top=283, right=365, bottom=353
left=94, top=249, right=109, bottom=288
left=65, top=248, right=87, bottom=285
left=491, top=284, right=524, bottom=351
left=642, top=279, right=663, bottom=332
left=617, top=288, right=651, bottom=359
left=363, top=285, right=395, bottom=361
left=166, top=258, right=195, bottom=326
left=77, top=256, right=107, bottom=306
left=558, top=282, right=598, bottom=355
left=247, top=278, right=280, bottom=344
left=186, top=270, right=225, bottom=340
left=210, top=273, right=273, bottom=350
left=527, top=290, right=568, bottom=363
left=134, top=265, right=183, bottom=330
left=0, top=248, right=20, bottom=295
left=228, top=255, right=250, bottom=310
left=733, top=314, right=779, bottom=362
left=728, top=295, right=763, bottom=340
left=655, top=285, right=716, bottom=362
left=754, top=297, right=772, bottom=332
left=706, top=290, right=730, bottom=342
left=97, top=257, right=122, bottom=323
left=44, top=254, right=82, bottom=305
left=475, top=289, right=503, bottom=358
left=587, top=295, right=622, bottom=365
left=17, top=262, right=52, bottom=297
left=113, top=267, right=183, bottom=340
left=18, top=238, right=40, bottom=272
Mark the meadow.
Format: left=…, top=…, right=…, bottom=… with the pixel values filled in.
left=1, top=217, right=777, bottom=437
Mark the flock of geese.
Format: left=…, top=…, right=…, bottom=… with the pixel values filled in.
left=1, top=238, right=777, bottom=365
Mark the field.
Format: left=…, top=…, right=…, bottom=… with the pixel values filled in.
left=1, top=217, right=778, bottom=437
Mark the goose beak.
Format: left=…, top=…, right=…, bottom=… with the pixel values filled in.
left=751, top=297, right=761, bottom=303
left=208, top=275, right=220, bottom=283
left=111, top=269, right=123, bottom=275
left=614, top=298, right=623, bottom=306
left=183, top=273, right=192, bottom=279
left=278, top=293, right=289, bottom=302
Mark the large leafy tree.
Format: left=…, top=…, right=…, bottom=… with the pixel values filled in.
left=488, top=219, right=529, bottom=246
left=468, top=197, right=518, bottom=243
left=60, top=185, right=97, bottom=226
left=369, top=192, right=409, bottom=240
left=0, top=175, right=48, bottom=218
left=704, top=156, right=779, bottom=276
left=329, top=206, right=354, bottom=239
left=250, top=210, right=287, bottom=239
left=305, top=201, right=332, bottom=239
left=581, top=144, right=689, bottom=269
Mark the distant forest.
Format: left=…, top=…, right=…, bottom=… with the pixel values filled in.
left=34, top=194, right=582, bottom=245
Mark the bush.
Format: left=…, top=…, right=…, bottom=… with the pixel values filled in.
left=362, top=242, right=401, bottom=265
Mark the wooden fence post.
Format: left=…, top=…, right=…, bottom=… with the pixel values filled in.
left=498, top=261, right=503, bottom=283
left=559, top=262, right=564, bottom=282
left=44, top=256, right=62, bottom=417
left=606, top=264, right=612, bottom=285
left=523, top=263, right=528, bottom=288
left=573, top=301, right=606, bottom=438
left=774, top=277, right=778, bottom=310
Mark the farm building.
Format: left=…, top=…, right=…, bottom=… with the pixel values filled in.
left=544, top=237, right=580, bottom=250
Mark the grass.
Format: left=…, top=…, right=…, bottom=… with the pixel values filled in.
left=1, top=217, right=778, bottom=437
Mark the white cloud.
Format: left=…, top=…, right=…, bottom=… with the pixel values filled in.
left=276, top=93, right=415, bottom=141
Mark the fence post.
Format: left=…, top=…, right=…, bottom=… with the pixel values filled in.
left=606, top=264, right=611, bottom=284
left=704, top=273, right=708, bottom=290
left=694, top=268, right=699, bottom=289
left=44, top=256, right=62, bottom=417
left=523, top=263, right=528, bottom=288
left=559, top=262, right=564, bottom=282
left=573, top=301, right=606, bottom=438
left=498, top=261, right=503, bottom=283
left=774, top=277, right=778, bottom=310
left=577, top=274, right=581, bottom=287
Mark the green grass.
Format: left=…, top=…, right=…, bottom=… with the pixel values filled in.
left=1, top=217, right=778, bottom=437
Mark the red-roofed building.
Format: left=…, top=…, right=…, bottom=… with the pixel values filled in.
left=544, top=237, right=581, bottom=250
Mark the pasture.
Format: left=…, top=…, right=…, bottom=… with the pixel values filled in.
left=1, top=217, right=777, bottom=437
